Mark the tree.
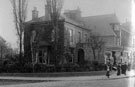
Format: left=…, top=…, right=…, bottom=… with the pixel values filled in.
left=11, top=0, right=28, bottom=64
left=46, top=0, right=64, bottom=64
left=88, top=34, right=105, bottom=60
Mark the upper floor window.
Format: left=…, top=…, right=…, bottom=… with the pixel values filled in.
left=116, top=38, right=120, bottom=46
left=31, top=30, right=36, bottom=43
left=51, top=29, right=55, bottom=42
left=84, top=34, right=87, bottom=43
left=69, top=29, right=73, bottom=43
left=115, top=25, right=120, bottom=31
left=78, top=32, right=81, bottom=42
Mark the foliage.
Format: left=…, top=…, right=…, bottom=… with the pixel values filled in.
left=10, top=0, right=28, bottom=64
left=46, top=0, right=64, bottom=65
left=88, top=34, right=105, bottom=60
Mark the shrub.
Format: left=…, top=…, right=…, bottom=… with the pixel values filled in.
left=23, top=63, right=33, bottom=73
left=34, top=63, right=55, bottom=73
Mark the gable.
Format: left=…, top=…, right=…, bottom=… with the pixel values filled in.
left=82, top=14, right=120, bottom=36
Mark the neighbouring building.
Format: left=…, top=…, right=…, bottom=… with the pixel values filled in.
left=120, top=22, right=135, bottom=64
left=82, top=14, right=135, bottom=65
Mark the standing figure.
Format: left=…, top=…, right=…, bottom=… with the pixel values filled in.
left=117, top=63, right=121, bottom=76
left=123, top=62, right=127, bottom=75
left=106, top=64, right=110, bottom=78
left=121, top=63, right=124, bottom=74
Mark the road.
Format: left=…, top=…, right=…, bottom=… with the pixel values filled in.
left=0, top=70, right=135, bottom=87
left=1, top=76, right=134, bottom=87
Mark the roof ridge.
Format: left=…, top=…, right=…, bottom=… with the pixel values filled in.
left=82, top=13, right=116, bottom=18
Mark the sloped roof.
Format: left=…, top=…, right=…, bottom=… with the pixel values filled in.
left=120, top=22, right=133, bottom=47
left=82, top=14, right=120, bottom=36
left=27, top=14, right=88, bottom=28
left=27, top=13, right=90, bottom=31
left=121, top=22, right=133, bottom=34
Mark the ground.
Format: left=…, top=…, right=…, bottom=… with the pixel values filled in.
left=0, top=71, right=134, bottom=87
left=0, top=76, right=134, bottom=87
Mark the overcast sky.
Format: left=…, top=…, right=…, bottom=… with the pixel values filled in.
left=0, top=0, right=132, bottom=48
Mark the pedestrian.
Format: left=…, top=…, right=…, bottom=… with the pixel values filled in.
left=106, top=64, right=110, bottom=78
left=121, top=63, right=124, bottom=74
left=117, top=63, right=121, bottom=76
left=123, top=62, right=127, bottom=75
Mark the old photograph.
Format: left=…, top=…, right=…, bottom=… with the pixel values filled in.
left=0, top=0, right=134, bottom=87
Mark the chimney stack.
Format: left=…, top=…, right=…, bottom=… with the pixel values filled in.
left=45, top=5, right=50, bottom=20
left=32, top=7, right=38, bottom=20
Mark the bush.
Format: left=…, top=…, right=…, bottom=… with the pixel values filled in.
left=23, top=63, right=33, bottom=73
left=34, top=63, right=55, bottom=73
left=56, top=63, right=79, bottom=72
left=2, top=62, right=22, bottom=73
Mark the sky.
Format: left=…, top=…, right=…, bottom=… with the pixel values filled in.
left=0, top=0, right=132, bottom=48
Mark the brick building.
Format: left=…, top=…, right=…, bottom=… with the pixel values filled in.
left=82, top=15, right=135, bottom=64
left=24, top=7, right=92, bottom=65
left=24, top=6, right=134, bottom=66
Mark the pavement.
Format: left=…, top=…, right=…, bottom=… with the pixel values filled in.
left=0, top=71, right=133, bottom=87
left=0, top=72, right=130, bottom=81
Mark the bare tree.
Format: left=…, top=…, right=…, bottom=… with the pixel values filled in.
left=88, top=34, right=105, bottom=60
left=11, top=0, right=28, bottom=63
left=46, top=0, right=64, bottom=64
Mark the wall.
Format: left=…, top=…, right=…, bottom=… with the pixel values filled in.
left=24, top=20, right=65, bottom=64
left=102, top=36, right=116, bottom=47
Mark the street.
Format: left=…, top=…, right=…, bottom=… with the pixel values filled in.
left=0, top=74, right=134, bottom=87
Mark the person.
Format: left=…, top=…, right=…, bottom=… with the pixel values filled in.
left=117, top=63, right=121, bottom=76
left=106, top=64, right=110, bottom=78
left=121, top=63, right=124, bottom=75
left=123, top=62, right=127, bottom=75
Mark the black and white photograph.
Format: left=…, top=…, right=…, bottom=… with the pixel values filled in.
left=0, top=0, right=134, bottom=87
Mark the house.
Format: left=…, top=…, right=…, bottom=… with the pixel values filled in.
left=120, top=22, right=135, bottom=64
left=24, top=7, right=92, bottom=65
left=82, top=14, right=135, bottom=64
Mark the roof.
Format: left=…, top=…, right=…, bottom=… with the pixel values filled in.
left=82, top=14, right=120, bottom=36
left=121, top=22, right=133, bottom=34
left=27, top=14, right=90, bottom=31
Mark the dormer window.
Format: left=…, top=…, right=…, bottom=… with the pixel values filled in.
left=114, top=25, right=119, bottom=31
left=110, top=23, right=120, bottom=31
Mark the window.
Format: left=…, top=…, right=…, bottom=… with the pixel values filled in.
left=115, top=25, right=119, bottom=30
left=78, top=32, right=81, bottom=42
left=38, top=49, right=48, bottom=64
left=31, top=30, right=36, bottom=42
left=84, top=34, right=87, bottom=43
left=51, top=29, right=55, bottom=42
left=116, top=38, right=120, bottom=46
left=69, top=29, right=73, bottom=43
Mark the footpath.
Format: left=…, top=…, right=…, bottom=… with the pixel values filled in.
left=0, top=71, right=131, bottom=81
left=0, top=71, right=133, bottom=87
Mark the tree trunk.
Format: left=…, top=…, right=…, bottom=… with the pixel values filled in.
left=92, top=48, right=96, bottom=60
left=19, top=35, right=22, bottom=64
